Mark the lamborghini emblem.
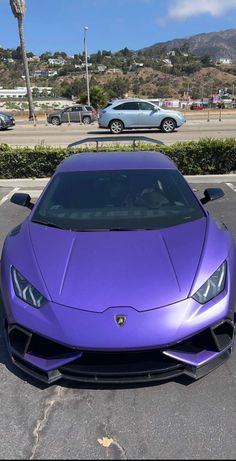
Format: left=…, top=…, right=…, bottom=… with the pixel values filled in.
left=115, top=315, right=126, bottom=327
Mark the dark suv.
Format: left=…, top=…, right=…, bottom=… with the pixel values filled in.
left=47, top=105, right=97, bottom=125
left=0, top=111, right=15, bottom=130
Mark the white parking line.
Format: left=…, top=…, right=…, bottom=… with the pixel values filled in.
left=0, top=188, right=20, bottom=206
left=226, top=183, right=236, bottom=192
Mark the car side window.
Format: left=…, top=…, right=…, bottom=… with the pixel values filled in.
left=139, top=102, right=155, bottom=111
left=65, top=107, right=73, bottom=112
left=122, top=102, right=139, bottom=110
left=113, top=102, right=140, bottom=111
left=73, top=106, right=83, bottom=111
left=113, top=103, right=125, bottom=110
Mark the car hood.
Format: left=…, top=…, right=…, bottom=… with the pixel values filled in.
left=48, top=111, right=62, bottom=116
left=0, top=111, right=13, bottom=118
left=28, top=218, right=206, bottom=312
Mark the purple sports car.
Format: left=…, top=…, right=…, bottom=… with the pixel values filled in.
left=1, top=140, right=236, bottom=384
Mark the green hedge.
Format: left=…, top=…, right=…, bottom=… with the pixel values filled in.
left=0, top=138, right=236, bottom=178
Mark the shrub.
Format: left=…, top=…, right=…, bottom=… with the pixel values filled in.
left=0, top=138, right=236, bottom=178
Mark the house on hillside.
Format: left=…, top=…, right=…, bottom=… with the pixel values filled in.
left=106, top=68, right=123, bottom=74
left=216, top=58, right=232, bottom=65
left=162, top=59, right=173, bottom=66
left=31, top=70, right=58, bottom=78
left=48, top=58, right=66, bottom=66
left=27, top=55, right=40, bottom=62
left=2, top=58, right=15, bottom=63
left=133, top=62, right=144, bottom=67
left=167, top=50, right=176, bottom=57
left=97, top=65, right=107, bottom=73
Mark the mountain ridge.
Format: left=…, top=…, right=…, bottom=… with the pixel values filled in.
left=140, top=28, right=236, bottom=59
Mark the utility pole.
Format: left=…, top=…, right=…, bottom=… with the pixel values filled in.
left=201, top=86, right=204, bottom=102
left=84, top=26, right=90, bottom=106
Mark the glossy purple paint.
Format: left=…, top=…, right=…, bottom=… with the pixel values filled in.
left=57, top=150, right=177, bottom=173
left=1, top=150, right=236, bottom=383
left=28, top=218, right=206, bottom=312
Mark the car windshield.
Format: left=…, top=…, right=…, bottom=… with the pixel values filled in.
left=31, top=169, right=205, bottom=231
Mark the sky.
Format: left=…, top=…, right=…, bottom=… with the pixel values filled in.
left=1, top=0, right=236, bottom=55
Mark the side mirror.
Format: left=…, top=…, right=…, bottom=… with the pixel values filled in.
left=10, top=193, right=34, bottom=210
left=200, top=188, right=224, bottom=205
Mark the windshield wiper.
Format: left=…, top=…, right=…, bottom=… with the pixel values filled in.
left=32, top=223, right=151, bottom=232
left=108, top=228, right=138, bottom=231
left=31, top=220, right=64, bottom=229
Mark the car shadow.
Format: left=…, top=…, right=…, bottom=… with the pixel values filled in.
left=88, top=128, right=165, bottom=135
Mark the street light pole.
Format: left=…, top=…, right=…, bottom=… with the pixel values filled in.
left=84, top=25, right=90, bottom=106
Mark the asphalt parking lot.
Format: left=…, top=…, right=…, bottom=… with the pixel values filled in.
left=0, top=177, right=236, bottom=459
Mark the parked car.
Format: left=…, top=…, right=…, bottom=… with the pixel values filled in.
left=47, top=105, right=97, bottom=125
left=1, top=136, right=235, bottom=385
left=98, top=99, right=186, bottom=133
left=190, top=103, right=204, bottom=110
left=0, top=111, right=15, bottom=130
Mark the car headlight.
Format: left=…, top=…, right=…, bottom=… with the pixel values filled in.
left=11, top=267, right=47, bottom=308
left=192, top=261, right=226, bottom=304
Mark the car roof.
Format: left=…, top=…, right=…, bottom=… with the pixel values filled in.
left=109, top=98, right=157, bottom=105
left=56, top=151, right=177, bottom=173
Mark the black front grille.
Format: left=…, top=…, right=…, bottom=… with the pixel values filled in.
left=212, top=321, right=234, bottom=351
left=167, top=327, right=218, bottom=354
left=60, top=349, right=185, bottom=383
left=8, top=325, right=76, bottom=359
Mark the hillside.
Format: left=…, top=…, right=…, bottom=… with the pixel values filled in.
left=1, top=28, right=236, bottom=108
left=142, top=29, right=236, bottom=59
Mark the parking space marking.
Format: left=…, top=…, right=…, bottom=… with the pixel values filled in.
left=0, top=188, right=20, bottom=206
left=226, top=183, right=236, bottom=192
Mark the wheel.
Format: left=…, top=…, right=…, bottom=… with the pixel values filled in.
left=109, top=120, right=124, bottom=134
left=160, top=118, right=176, bottom=133
left=82, top=116, right=91, bottom=124
left=51, top=117, right=61, bottom=126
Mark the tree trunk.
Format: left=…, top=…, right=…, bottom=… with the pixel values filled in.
left=17, top=16, right=35, bottom=121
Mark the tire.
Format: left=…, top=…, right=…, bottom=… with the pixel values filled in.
left=82, top=116, right=91, bottom=124
left=109, top=119, right=124, bottom=134
left=51, top=117, right=61, bottom=126
left=160, top=118, right=176, bottom=133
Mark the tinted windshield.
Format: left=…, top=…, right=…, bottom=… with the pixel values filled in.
left=32, top=170, right=205, bottom=231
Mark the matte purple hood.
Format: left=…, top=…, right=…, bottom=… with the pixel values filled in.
left=28, top=218, right=206, bottom=312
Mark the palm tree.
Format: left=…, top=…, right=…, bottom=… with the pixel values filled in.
left=10, top=0, right=35, bottom=120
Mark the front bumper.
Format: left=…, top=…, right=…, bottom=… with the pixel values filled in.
left=4, top=318, right=235, bottom=385
left=2, top=263, right=235, bottom=385
left=0, top=119, right=15, bottom=129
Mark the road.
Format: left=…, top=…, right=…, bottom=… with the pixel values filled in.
left=0, top=177, right=236, bottom=459
left=0, top=112, right=236, bottom=147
